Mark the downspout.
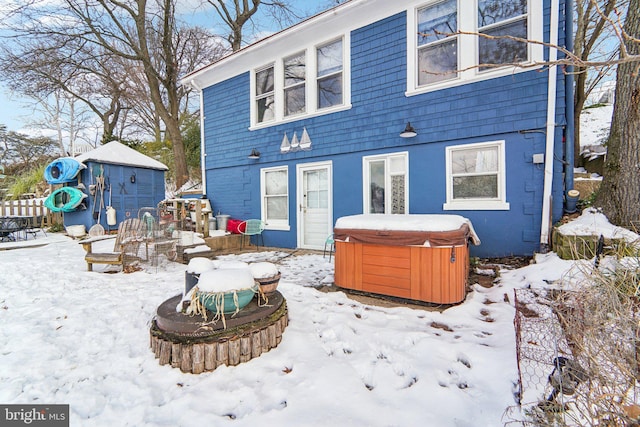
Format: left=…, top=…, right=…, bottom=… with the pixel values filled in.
left=564, top=0, right=575, bottom=193
left=540, top=0, right=561, bottom=248
left=190, top=79, right=207, bottom=197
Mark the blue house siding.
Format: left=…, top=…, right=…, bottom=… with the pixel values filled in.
left=199, top=0, right=569, bottom=257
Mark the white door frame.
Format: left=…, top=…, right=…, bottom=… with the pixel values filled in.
left=296, top=161, right=333, bottom=250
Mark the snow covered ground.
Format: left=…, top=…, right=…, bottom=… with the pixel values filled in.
left=1, top=209, right=635, bottom=426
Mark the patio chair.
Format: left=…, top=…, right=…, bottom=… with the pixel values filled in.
left=80, top=218, right=147, bottom=271
left=324, top=234, right=335, bottom=261
left=240, top=219, right=265, bottom=250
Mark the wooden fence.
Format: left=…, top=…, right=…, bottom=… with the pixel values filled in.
left=0, top=199, right=62, bottom=228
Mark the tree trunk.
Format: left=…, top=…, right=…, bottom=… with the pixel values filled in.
left=595, top=0, right=640, bottom=228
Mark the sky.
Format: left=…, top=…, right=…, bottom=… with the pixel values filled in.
left=0, top=0, right=334, bottom=135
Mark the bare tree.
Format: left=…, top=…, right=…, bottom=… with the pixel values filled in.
left=0, top=21, right=131, bottom=147
left=595, top=0, right=640, bottom=227
left=205, top=0, right=298, bottom=51
left=572, top=0, right=626, bottom=165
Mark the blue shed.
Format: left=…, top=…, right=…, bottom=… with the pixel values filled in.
left=64, top=141, right=168, bottom=232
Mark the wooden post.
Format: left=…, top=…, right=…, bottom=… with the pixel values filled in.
left=240, top=336, right=251, bottom=363
left=229, top=339, right=241, bottom=365
left=159, top=340, right=172, bottom=365
left=204, top=343, right=216, bottom=371
left=171, top=343, right=182, bottom=368
left=202, top=209, right=211, bottom=238
left=180, top=345, right=192, bottom=373
left=216, top=340, right=229, bottom=367
left=261, top=328, right=269, bottom=353
left=192, top=344, right=205, bottom=374
left=251, top=330, right=262, bottom=358
left=195, top=201, right=202, bottom=234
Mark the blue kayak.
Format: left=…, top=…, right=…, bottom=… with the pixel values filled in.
left=44, top=157, right=85, bottom=184
left=44, top=187, right=88, bottom=212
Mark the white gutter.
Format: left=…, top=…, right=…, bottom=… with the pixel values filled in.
left=540, top=0, right=560, bottom=247
left=190, top=80, right=207, bottom=197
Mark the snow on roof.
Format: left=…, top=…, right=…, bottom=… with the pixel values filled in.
left=75, top=141, right=168, bottom=171
left=334, top=214, right=481, bottom=244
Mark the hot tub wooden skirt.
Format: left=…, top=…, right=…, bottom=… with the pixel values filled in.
left=334, top=241, right=469, bottom=304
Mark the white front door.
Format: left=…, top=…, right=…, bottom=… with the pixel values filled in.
left=297, top=162, right=332, bottom=249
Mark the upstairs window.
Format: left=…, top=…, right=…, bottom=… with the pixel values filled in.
left=317, top=39, right=343, bottom=109
left=417, top=0, right=458, bottom=86
left=408, top=0, right=541, bottom=93
left=251, top=36, right=349, bottom=128
left=255, top=65, right=275, bottom=124
left=284, top=52, right=306, bottom=117
left=478, top=0, right=528, bottom=69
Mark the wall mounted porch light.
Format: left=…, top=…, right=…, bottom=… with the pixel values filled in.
left=248, top=148, right=261, bottom=159
left=400, top=122, right=417, bottom=138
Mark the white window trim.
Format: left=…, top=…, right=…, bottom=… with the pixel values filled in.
left=249, top=34, right=351, bottom=130
left=406, top=0, right=544, bottom=96
left=260, top=165, right=291, bottom=231
left=443, top=140, right=510, bottom=211
left=362, top=151, right=409, bottom=215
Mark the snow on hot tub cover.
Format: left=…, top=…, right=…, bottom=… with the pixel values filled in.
left=333, top=214, right=481, bottom=247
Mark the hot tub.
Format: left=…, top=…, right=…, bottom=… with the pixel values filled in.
left=333, top=214, right=480, bottom=304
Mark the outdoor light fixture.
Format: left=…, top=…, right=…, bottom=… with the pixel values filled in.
left=400, top=122, right=417, bottom=138
left=130, top=172, right=136, bottom=183
left=248, top=148, right=261, bottom=159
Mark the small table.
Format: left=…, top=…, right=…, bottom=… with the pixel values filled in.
left=0, top=217, right=24, bottom=242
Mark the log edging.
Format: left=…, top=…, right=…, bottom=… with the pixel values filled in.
left=150, top=300, right=288, bottom=374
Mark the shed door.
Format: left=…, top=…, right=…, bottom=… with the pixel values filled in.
left=297, top=162, right=332, bottom=249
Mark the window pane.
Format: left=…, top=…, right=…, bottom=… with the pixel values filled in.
left=317, top=40, right=342, bottom=77
left=266, top=197, right=288, bottom=220
left=479, top=19, right=528, bottom=68
left=391, top=175, right=406, bottom=214
left=285, top=86, right=306, bottom=116
left=418, top=0, right=457, bottom=46
left=418, top=39, right=458, bottom=85
left=389, top=156, right=406, bottom=174
left=453, top=175, right=498, bottom=199
left=318, top=169, right=328, bottom=190
left=478, top=0, right=527, bottom=27
left=265, top=170, right=287, bottom=195
left=257, top=95, right=275, bottom=123
left=284, top=53, right=305, bottom=86
left=256, top=67, right=274, bottom=96
left=452, top=147, right=498, bottom=174
left=369, top=161, right=385, bottom=214
left=317, top=74, right=343, bottom=109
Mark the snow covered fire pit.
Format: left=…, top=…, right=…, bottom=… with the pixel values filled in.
left=150, top=258, right=288, bottom=374
left=333, top=214, right=480, bottom=304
